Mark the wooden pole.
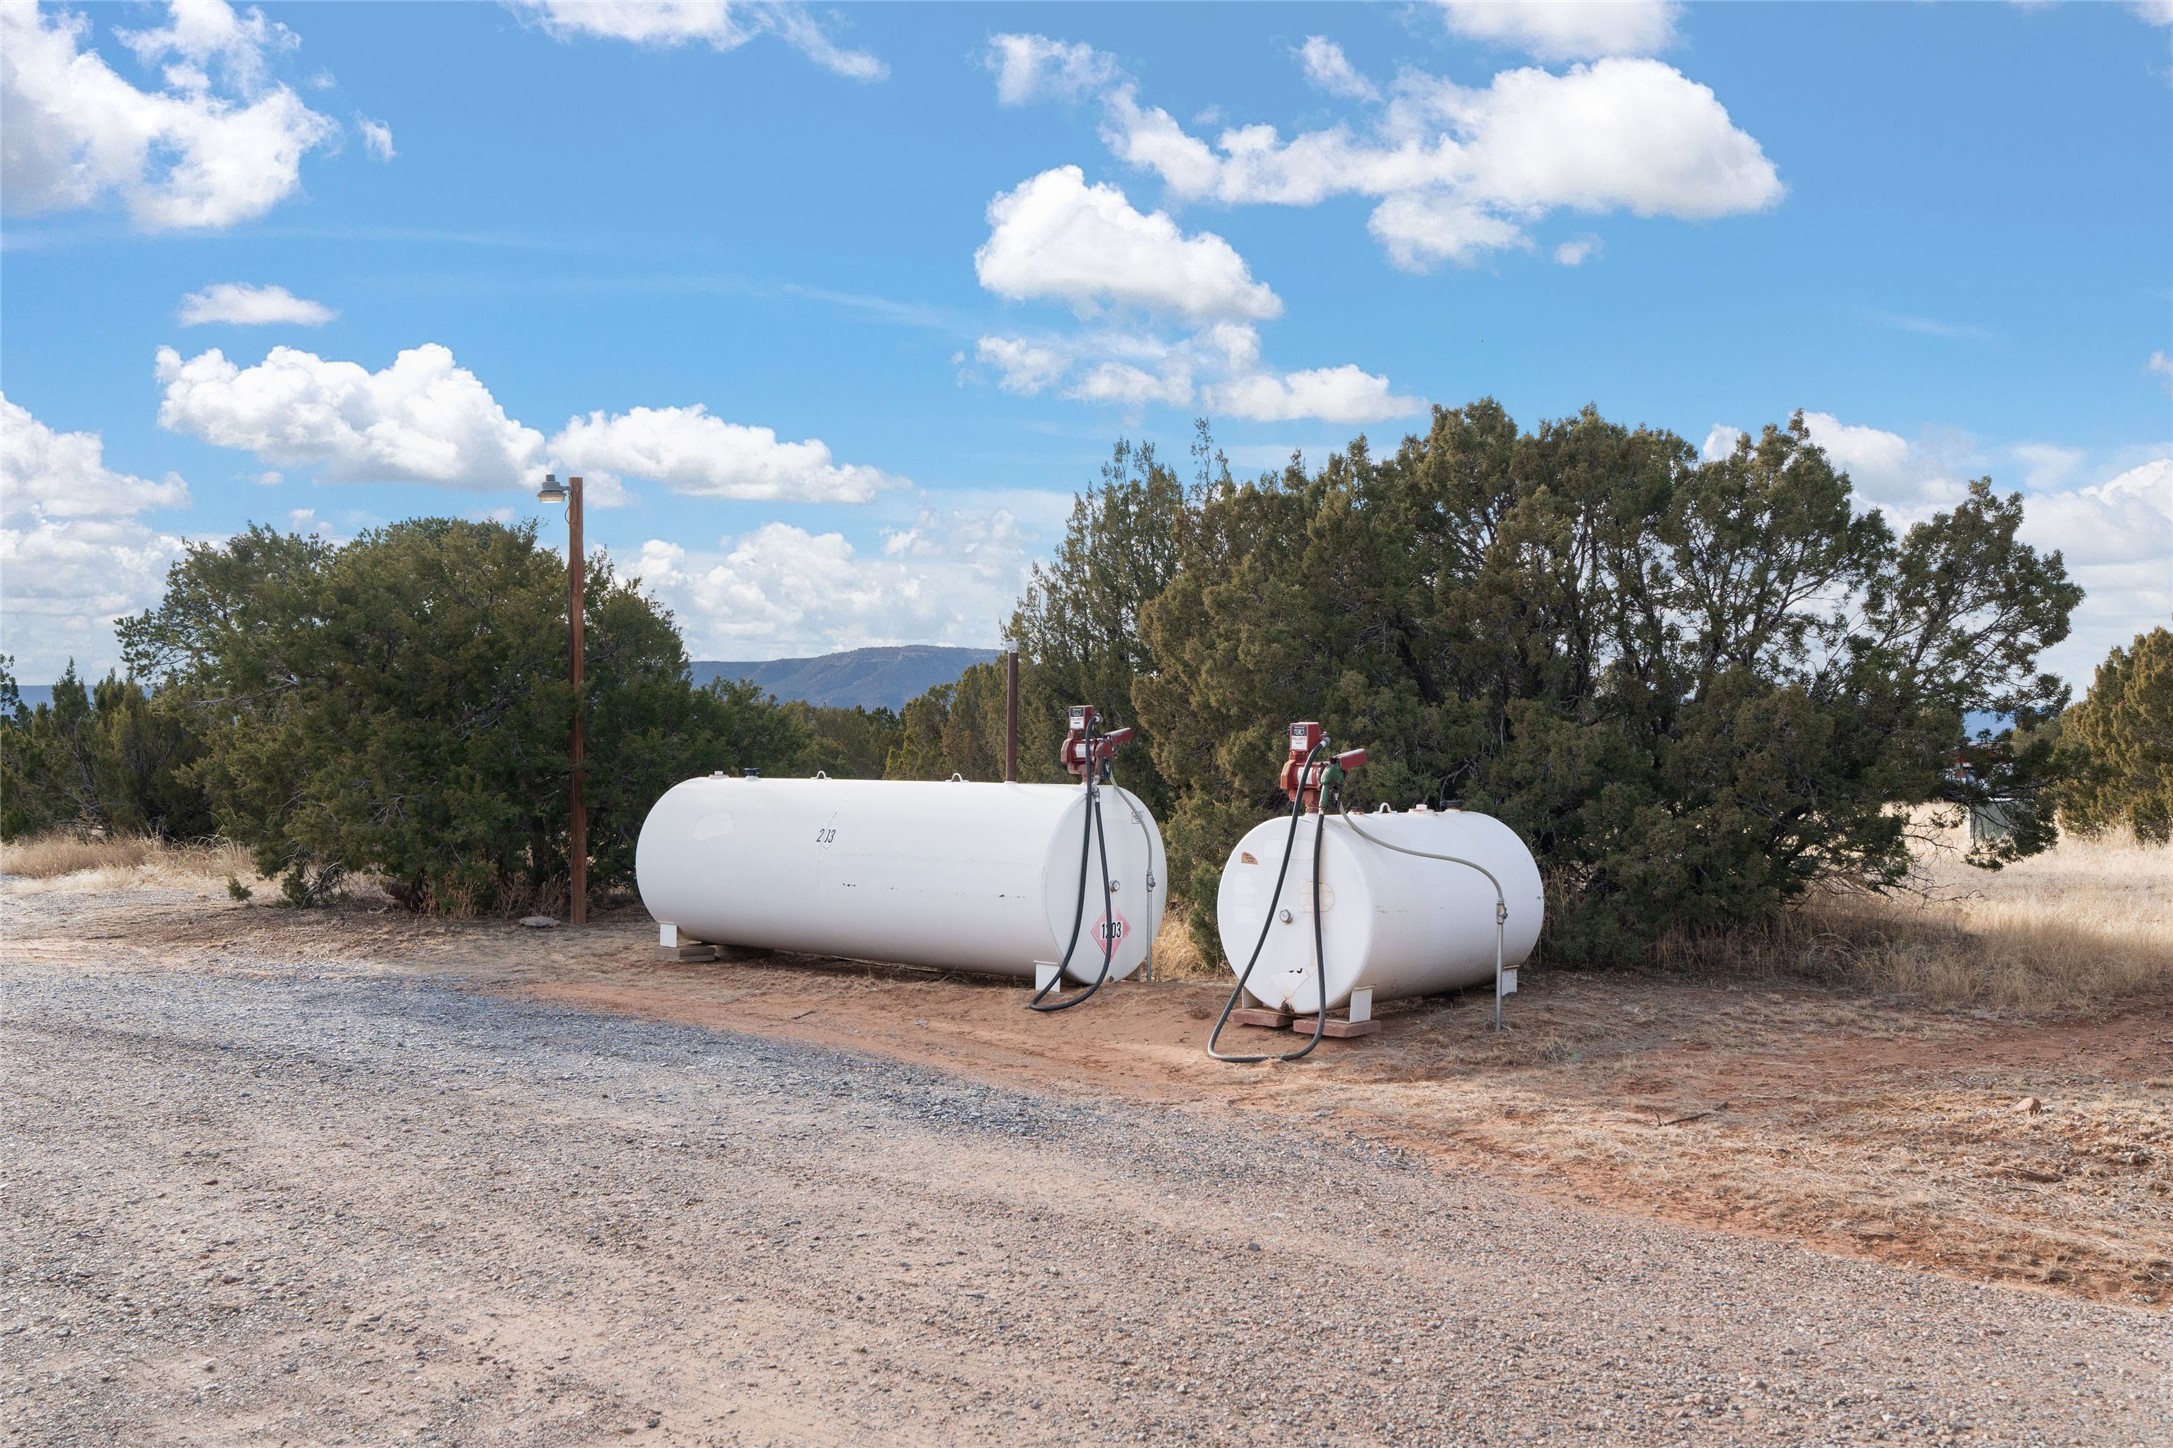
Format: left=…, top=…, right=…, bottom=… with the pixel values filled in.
left=1004, top=647, right=1019, bottom=783
left=569, top=475, right=587, bottom=925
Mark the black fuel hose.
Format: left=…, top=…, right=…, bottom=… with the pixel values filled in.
left=1030, top=727, right=1119, bottom=1012
left=1206, top=747, right=1331, bottom=1063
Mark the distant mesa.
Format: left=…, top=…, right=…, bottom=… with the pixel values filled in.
left=690, top=645, right=1001, bottom=711
left=3, top=677, right=2026, bottom=727
left=4, top=680, right=2028, bottom=726
left=7, top=645, right=997, bottom=715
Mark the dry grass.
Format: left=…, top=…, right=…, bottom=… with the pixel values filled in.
left=1657, top=821, right=2173, bottom=1016
left=0, top=831, right=258, bottom=890
left=0, top=832, right=161, bottom=879
left=1147, top=903, right=1217, bottom=981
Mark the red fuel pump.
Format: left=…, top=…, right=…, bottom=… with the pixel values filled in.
left=1060, top=705, right=1132, bottom=781
left=1279, top=721, right=1366, bottom=811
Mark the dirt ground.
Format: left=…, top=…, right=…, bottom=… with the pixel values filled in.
left=7, top=875, right=2168, bottom=1312
left=18, top=951, right=2171, bottom=1447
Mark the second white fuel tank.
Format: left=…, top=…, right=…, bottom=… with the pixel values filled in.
left=1215, top=807, right=1544, bottom=1015
left=637, top=775, right=1166, bottom=982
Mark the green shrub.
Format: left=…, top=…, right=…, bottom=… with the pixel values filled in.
left=0, top=658, right=212, bottom=841
left=2054, top=626, right=2173, bottom=843
left=118, top=518, right=806, bottom=914
left=1132, top=405, right=2079, bottom=967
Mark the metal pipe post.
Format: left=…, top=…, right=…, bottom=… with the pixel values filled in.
left=1004, top=648, right=1019, bottom=783
left=569, top=475, right=587, bottom=925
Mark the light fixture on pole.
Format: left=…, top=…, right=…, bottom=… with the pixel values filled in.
left=537, top=472, right=587, bottom=925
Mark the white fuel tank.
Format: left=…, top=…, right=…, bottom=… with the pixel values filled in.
left=636, top=776, right=1166, bottom=982
left=1215, top=808, right=1544, bottom=1014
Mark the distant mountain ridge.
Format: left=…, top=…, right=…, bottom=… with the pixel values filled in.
left=2, top=679, right=2024, bottom=728
left=7, top=647, right=997, bottom=714
left=691, top=645, right=1001, bottom=711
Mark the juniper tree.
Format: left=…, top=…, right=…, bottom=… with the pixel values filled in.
left=2053, top=625, right=2173, bottom=843
left=1136, top=403, right=2079, bottom=966
left=120, top=519, right=804, bottom=913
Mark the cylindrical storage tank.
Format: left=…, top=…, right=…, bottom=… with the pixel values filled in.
left=1215, top=808, right=1543, bottom=1015
left=637, top=776, right=1166, bottom=982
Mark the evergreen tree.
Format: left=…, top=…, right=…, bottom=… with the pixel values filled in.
left=999, top=435, right=1196, bottom=809
left=119, top=519, right=804, bottom=913
left=0, top=660, right=211, bottom=840
left=1137, top=404, right=2079, bottom=965
left=2054, top=625, right=2173, bottom=842
left=786, top=702, right=902, bottom=779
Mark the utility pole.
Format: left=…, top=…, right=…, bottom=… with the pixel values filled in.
left=1004, top=647, right=1019, bottom=783
left=569, top=474, right=586, bottom=925
left=538, top=473, right=588, bottom=924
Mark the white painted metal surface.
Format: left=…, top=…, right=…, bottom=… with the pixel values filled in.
left=637, top=776, right=1165, bottom=981
left=1214, top=808, right=1544, bottom=1014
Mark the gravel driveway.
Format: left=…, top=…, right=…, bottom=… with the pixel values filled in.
left=3, top=962, right=2166, bottom=1446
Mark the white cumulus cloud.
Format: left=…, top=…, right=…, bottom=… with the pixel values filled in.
left=357, top=115, right=394, bottom=159
left=1, top=392, right=191, bottom=678
left=1123, top=59, right=1780, bottom=270
left=2148, top=350, right=2173, bottom=395
left=1, top=0, right=340, bottom=231
left=1700, top=423, right=1745, bottom=461
left=1438, top=1, right=1680, bottom=61
left=2, top=392, right=189, bottom=525
left=2010, top=442, right=2083, bottom=490
left=512, top=0, right=884, bottom=80
left=2017, top=457, right=2173, bottom=683
left=971, top=323, right=1422, bottom=426
left=985, top=33, right=1118, bottom=105
left=1367, top=192, right=1530, bottom=268
left=150, top=341, right=907, bottom=509
left=1296, top=37, right=1379, bottom=102
left=155, top=343, right=547, bottom=491
left=975, top=166, right=1282, bottom=323
left=967, top=167, right=1416, bottom=424
left=116, top=0, right=295, bottom=93
left=996, top=33, right=1779, bottom=274
left=1198, top=323, right=1421, bottom=424
left=1553, top=235, right=1601, bottom=266
left=2021, top=458, right=2173, bottom=571
left=1799, top=409, right=2173, bottom=684
left=546, top=405, right=900, bottom=503
left=1207, top=364, right=1421, bottom=426
left=633, top=510, right=1030, bottom=657
left=1409, top=61, right=1777, bottom=219
left=1799, top=411, right=1966, bottom=515
left=177, top=282, right=337, bottom=327
left=1073, top=359, right=1195, bottom=411
left=974, top=336, right=1070, bottom=396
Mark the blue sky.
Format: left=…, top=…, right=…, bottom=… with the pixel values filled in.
left=3, top=0, right=2169, bottom=686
